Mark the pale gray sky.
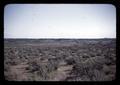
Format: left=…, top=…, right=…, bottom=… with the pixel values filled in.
left=4, top=4, right=116, bottom=38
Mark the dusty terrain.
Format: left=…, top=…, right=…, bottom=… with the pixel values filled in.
left=4, top=39, right=116, bottom=81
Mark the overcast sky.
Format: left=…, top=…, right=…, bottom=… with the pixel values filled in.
left=4, top=4, right=116, bottom=39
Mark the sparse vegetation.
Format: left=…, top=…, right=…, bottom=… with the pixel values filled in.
left=4, top=39, right=116, bottom=81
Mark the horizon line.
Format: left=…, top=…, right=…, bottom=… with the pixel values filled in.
left=4, top=38, right=116, bottom=39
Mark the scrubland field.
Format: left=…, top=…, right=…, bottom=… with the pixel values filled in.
left=4, top=39, right=116, bottom=81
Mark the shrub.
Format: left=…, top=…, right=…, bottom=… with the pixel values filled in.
left=92, top=69, right=106, bottom=81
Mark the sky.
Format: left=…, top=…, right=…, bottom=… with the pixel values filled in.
left=4, top=4, right=116, bottom=39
